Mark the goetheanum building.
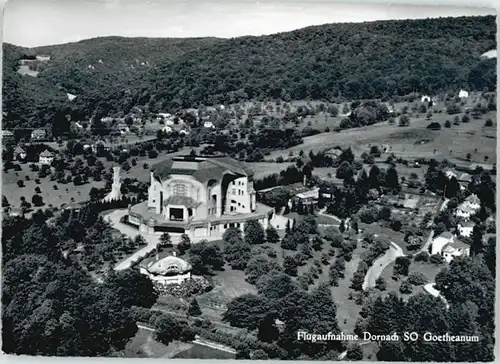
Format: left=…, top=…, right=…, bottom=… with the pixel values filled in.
left=127, top=155, right=274, bottom=239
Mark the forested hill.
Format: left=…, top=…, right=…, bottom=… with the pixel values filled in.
left=2, top=15, right=496, bottom=128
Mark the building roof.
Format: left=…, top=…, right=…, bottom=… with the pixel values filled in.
left=439, top=232, right=453, bottom=239
left=458, top=220, right=476, bottom=228
left=458, top=173, right=472, bottom=182
left=444, top=239, right=470, bottom=252
left=295, top=188, right=319, bottom=199
left=40, top=150, right=55, bottom=158
left=146, top=255, right=192, bottom=275
left=14, top=146, right=26, bottom=153
left=152, top=156, right=254, bottom=182
left=465, top=194, right=480, bottom=205
left=32, top=129, right=47, bottom=135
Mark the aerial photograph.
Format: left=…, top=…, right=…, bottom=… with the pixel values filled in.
left=1, top=0, right=497, bottom=361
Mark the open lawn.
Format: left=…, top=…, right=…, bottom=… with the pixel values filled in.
left=378, top=259, right=447, bottom=300
left=2, top=165, right=106, bottom=213
left=250, top=162, right=294, bottom=179
left=331, top=243, right=365, bottom=333
left=265, top=107, right=496, bottom=167
left=122, top=328, right=192, bottom=358
left=196, top=269, right=257, bottom=319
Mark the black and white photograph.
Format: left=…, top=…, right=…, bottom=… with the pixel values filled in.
left=1, top=0, right=497, bottom=361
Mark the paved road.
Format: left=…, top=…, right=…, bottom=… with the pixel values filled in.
left=362, top=241, right=405, bottom=291
left=318, top=207, right=342, bottom=224
left=104, top=209, right=165, bottom=271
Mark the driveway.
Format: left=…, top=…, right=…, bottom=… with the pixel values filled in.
left=104, top=209, right=165, bottom=271
left=362, top=241, right=405, bottom=290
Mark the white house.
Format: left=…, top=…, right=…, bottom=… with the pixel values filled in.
left=444, top=169, right=456, bottom=180
left=179, top=129, right=190, bottom=135
left=431, top=232, right=470, bottom=263
left=162, top=125, right=173, bottom=134
left=139, top=253, right=192, bottom=285
left=14, top=146, right=27, bottom=161
left=457, top=220, right=475, bottom=238
left=455, top=194, right=481, bottom=220
left=421, top=95, right=431, bottom=103
left=431, top=232, right=454, bottom=255
left=458, top=90, right=469, bottom=98
left=67, top=93, right=77, bottom=101
left=36, top=55, right=51, bottom=62
left=203, top=121, right=215, bottom=128
left=39, top=150, right=55, bottom=165
left=441, top=239, right=470, bottom=263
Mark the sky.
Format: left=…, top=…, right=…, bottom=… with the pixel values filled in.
left=2, top=0, right=496, bottom=47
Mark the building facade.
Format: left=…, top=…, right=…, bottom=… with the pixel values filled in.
left=139, top=253, right=192, bottom=285
left=128, top=156, right=273, bottom=239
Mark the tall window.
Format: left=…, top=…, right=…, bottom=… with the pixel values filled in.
left=174, top=184, right=187, bottom=196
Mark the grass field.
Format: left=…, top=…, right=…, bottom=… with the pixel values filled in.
left=265, top=109, right=496, bottom=166
left=331, top=244, right=365, bottom=333
left=2, top=165, right=106, bottom=211
left=378, top=259, right=446, bottom=300
left=196, top=269, right=257, bottom=319
left=122, top=328, right=192, bottom=358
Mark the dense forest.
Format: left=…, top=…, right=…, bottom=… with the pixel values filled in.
left=2, top=16, right=496, bottom=129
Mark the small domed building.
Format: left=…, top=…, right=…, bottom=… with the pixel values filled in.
left=139, top=253, right=192, bottom=285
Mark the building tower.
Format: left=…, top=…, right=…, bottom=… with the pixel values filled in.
left=103, top=166, right=122, bottom=202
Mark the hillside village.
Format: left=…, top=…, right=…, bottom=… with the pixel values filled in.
left=1, top=14, right=496, bottom=362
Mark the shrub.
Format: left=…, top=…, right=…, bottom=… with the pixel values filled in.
left=426, top=122, right=441, bottom=130
left=407, top=272, right=428, bottom=286
left=415, top=252, right=429, bottom=262
left=399, top=280, right=413, bottom=294
left=430, top=254, right=444, bottom=265
left=485, top=118, right=493, bottom=127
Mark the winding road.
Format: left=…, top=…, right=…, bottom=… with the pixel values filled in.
left=362, top=241, right=405, bottom=291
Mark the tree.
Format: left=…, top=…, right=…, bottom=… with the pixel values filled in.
left=188, top=297, right=202, bottom=316
left=177, top=234, right=191, bottom=255
left=257, top=315, right=279, bottom=343
left=336, top=161, right=353, bottom=180
left=375, top=277, right=386, bottom=291
left=31, top=194, right=44, bottom=207
left=265, top=225, right=280, bottom=245
left=224, top=234, right=252, bottom=270
left=223, top=294, right=269, bottom=330
left=245, top=255, right=281, bottom=284
left=104, top=270, right=158, bottom=308
left=159, top=232, right=172, bottom=248
left=244, top=219, right=266, bottom=245
left=445, top=176, right=460, bottom=199
left=393, top=256, right=411, bottom=276
left=385, top=166, right=400, bottom=191
left=2, top=195, right=10, bottom=207
left=399, top=115, right=410, bottom=127
left=154, top=315, right=187, bottom=345
left=252, top=349, right=270, bottom=359
left=283, top=255, right=299, bottom=276
left=346, top=345, right=364, bottom=360
left=187, top=240, right=224, bottom=274
left=470, top=225, right=484, bottom=256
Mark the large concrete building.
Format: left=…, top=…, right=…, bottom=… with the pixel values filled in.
left=128, top=155, right=274, bottom=239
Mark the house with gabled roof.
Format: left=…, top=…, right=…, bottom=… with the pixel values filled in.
left=457, top=220, right=475, bottom=238
left=442, top=238, right=470, bottom=263
left=39, top=149, right=55, bottom=165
